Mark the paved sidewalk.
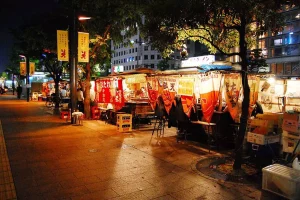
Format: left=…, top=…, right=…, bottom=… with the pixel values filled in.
left=0, top=93, right=284, bottom=199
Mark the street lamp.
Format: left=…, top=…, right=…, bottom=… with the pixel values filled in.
left=19, top=55, right=30, bottom=102
left=69, top=10, right=91, bottom=124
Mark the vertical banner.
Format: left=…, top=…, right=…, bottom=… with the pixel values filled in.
left=158, top=76, right=178, bottom=114
left=29, top=62, right=35, bottom=76
left=199, top=72, right=223, bottom=123
left=224, top=73, right=242, bottom=123
left=146, top=77, right=159, bottom=110
left=78, top=32, right=89, bottom=63
left=20, top=62, right=26, bottom=76
left=248, top=75, right=260, bottom=116
left=57, top=30, right=69, bottom=61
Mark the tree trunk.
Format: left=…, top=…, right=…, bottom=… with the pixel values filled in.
left=233, top=14, right=250, bottom=170
left=84, top=63, right=91, bottom=119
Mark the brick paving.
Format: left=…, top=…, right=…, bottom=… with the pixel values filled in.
left=0, top=93, right=286, bottom=199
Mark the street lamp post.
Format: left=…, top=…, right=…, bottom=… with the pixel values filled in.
left=69, top=10, right=91, bottom=124
left=69, top=9, right=78, bottom=124
left=19, top=55, right=30, bottom=102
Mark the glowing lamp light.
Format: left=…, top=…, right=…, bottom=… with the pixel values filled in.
left=78, top=16, right=91, bottom=21
left=267, top=77, right=275, bottom=84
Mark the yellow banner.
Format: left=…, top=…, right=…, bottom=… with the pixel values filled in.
left=20, top=62, right=26, bottom=76
left=78, top=32, right=89, bottom=63
left=57, top=30, right=69, bottom=61
left=177, top=77, right=194, bottom=96
left=30, top=62, right=35, bottom=76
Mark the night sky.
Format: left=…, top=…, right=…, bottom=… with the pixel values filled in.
left=0, top=0, right=57, bottom=72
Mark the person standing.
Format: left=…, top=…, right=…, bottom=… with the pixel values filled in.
left=17, top=86, right=22, bottom=99
left=76, top=88, right=84, bottom=112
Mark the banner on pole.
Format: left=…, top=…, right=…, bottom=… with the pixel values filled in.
left=57, top=30, right=69, bottom=61
left=78, top=32, right=89, bottom=63
left=20, top=62, right=26, bottom=76
left=29, top=62, right=35, bottom=76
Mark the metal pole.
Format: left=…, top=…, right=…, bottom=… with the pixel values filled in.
left=26, top=56, right=30, bottom=102
left=12, top=74, right=15, bottom=95
left=69, top=9, right=78, bottom=124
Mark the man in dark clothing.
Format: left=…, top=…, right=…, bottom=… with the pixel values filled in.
left=252, top=101, right=263, bottom=117
left=17, top=86, right=22, bottom=99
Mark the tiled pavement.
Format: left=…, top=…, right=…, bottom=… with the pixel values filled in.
left=0, top=93, right=286, bottom=199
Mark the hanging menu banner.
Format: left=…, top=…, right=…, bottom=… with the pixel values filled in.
left=114, top=79, right=125, bottom=111
left=146, top=77, right=159, bottom=110
left=97, top=79, right=111, bottom=103
left=158, top=76, right=178, bottom=114
left=248, top=75, right=260, bottom=116
left=199, top=72, right=223, bottom=123
left=178, top=77, right=194, bottom=96
left=224, top=73, right=242, bottom=123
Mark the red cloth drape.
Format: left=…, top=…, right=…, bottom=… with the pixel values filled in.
left=114, top=79, right=125, bottom=111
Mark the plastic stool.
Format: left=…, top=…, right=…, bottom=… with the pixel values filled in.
left=72, top=112, right=84, bottom=126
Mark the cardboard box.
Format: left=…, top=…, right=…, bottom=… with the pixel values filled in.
left=282, top=136, right=300, bottom=154
left=262, top=164, right=300, bottom=200
left=247, top=132, right=280, bottom=145
left=282, top=113, right=300, bottom=133
left=282, top=130, right=300, bottom=139
left=256, top=113, right=283, bottom=126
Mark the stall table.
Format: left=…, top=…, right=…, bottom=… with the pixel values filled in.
left=191, top=120, right=217, bottom=152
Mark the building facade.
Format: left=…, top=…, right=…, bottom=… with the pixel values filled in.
left=258, top=5, right=300, bottom=77
left=110, top=33, right=199, bottom=72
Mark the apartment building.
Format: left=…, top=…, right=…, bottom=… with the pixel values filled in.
left=258, top=5, right=300, bottom=77
left=110, top=34, right=198, bottom=72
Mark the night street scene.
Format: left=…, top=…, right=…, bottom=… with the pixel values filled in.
left=1, top=0, right=300, bottom=199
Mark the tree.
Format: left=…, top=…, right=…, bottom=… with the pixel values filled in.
left=41, top=52, right=66, bottom=112
left=10, top=10, right=69, bottom=110
left=58, top=0, right=143, bottom=118
left=140, top=0, right=299, bottom=170
left=157, top=59, right=170, bottom=71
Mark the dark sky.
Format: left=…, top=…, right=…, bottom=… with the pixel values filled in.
left=0, top=0, right=57, bottom=72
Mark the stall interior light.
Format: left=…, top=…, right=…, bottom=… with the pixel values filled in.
left=290, top=77, right=297, bottom=81
left=267, top=77, right=275, bottom=84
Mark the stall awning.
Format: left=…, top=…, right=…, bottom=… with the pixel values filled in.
left=199, top=64, right=232, bottom=72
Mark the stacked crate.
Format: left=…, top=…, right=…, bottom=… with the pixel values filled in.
left=117, top=114, right=132, bottom=132
left=247, top=118, right=280, bottom=145
left=281, top=113, right=300, bottom=154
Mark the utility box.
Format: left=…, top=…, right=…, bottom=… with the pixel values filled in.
left=262, top=164, right=300, bottom=200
